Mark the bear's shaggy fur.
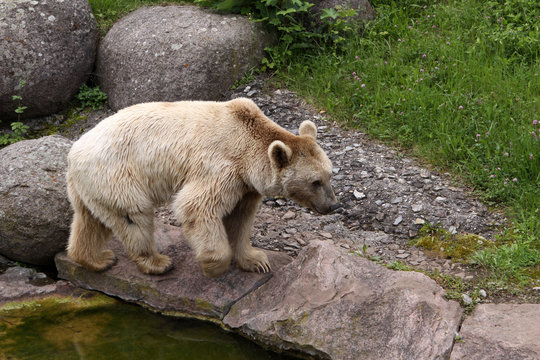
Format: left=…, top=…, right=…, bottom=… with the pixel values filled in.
left=66, top=98, right=339, bottom=277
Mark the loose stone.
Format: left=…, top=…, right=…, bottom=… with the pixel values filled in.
left=411, top=204, right=423, bottom=212
left=414, top=218, right=426, bottom=225
left=479, top=289, right=487, bottom=298
left=462, top=294, right=473, bottom=305
left=420, top=170, right=430, bottom=178
left=320, top=232, right=333, bottom=239
left=393, top=216, right=403, bottom=226
left=395, top=253, right=410, bottom=259
left=353, top=190, right=366, bottom=200
left=282, top=211, right=296, bottom=220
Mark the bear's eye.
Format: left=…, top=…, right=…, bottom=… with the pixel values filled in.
left=312, top=180, right=322, bottom=187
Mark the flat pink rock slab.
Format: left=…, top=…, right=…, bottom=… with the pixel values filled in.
left=452, top=303, right=540, bottom=360
left=55, top=222, right=292, bottom=320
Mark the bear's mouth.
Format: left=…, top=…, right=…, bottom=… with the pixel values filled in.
left=310, top=202, right=328, bottom=215
left=310, top=202, right=340, bottom=215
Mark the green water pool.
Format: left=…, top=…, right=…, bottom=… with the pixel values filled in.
left=0, top=294, right=291, bottom=360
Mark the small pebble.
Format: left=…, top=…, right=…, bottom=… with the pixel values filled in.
left=353, top=190, right=366, bottom=200
left=462, top=294, right=473, bottom=305
left=420, top=170, right=430, bottom=178
left=393, top=216, right=403, bottom=226
left=282, top=211, right=296, bottom=220
left=411, top=204, right=423, bottom=212
left=479, top=289, right=487, bottom=298
left=320, top=232, right=333, bottom=239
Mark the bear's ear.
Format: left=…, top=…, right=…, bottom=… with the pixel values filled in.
left=299, top=120, right=317, bottom=139
left=268, top=140, right=292, bottom=170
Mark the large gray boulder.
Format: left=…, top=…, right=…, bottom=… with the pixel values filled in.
left=0, top=0, right=98, bottom=120
left=452, top=304, right=540, bottom=360
left=0, top=135, right=73, bottom=266
left=224, top=240, right=463, bottom=360
left=97, top=5, right=271, bottom=111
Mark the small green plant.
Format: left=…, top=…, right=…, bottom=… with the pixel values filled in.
left=231, top=68, right=256, bottom=90
left=1, top=80, right=29, bottom=147
left=385, top=261, right=412, bottom=271
left=75, top=84, right=108, bottom=110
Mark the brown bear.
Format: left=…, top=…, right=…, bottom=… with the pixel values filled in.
left=66, top=98, right=339, bottom=277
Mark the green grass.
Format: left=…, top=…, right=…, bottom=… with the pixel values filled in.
left=278, top=0, right=539, bottom=284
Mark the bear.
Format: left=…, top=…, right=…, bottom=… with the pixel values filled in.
left=66, top=98, right=339, bottom=277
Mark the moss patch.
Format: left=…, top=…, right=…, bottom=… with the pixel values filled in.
left=410, top=223, right=495, bottom=263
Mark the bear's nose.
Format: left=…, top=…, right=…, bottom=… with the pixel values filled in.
left=329, top=202, right=341, bottom=212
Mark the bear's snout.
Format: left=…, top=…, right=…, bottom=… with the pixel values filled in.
left=329, top=202, right=341, bottom=212
left=316, top=201, right=341, bottom=215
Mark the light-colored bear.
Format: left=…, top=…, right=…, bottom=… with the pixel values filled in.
left=66, top=98, right=339, bottom=277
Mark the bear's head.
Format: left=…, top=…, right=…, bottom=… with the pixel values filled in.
left=268, top=120, right=340, bottom=215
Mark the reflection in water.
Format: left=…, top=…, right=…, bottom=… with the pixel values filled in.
left=0, top=295, right=290, bottom=360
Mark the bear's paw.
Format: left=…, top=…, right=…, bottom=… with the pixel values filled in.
left=236, top=248, right=271, bottom=274
left=133, top=253, right=173, bottom=275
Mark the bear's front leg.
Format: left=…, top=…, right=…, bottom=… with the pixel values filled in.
left=181, top=218, right=233, bottom=277
left=174, top=182, right=235, bottom=277
left=224, top=192, right=271, bottom=274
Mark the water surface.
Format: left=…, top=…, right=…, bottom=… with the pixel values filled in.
left=0, top=294, right=291, bottom=360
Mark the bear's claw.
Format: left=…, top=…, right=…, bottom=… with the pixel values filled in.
left=237, top=248, right=271, bottom=274
left=256, top=262, right=271, bottom=273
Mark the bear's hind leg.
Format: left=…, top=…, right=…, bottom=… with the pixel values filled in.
left=113, top=212, right=173, bottom=275
left=67, top=183, right=116, bottom=271
left=224, top=192, right=270, bottom=274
